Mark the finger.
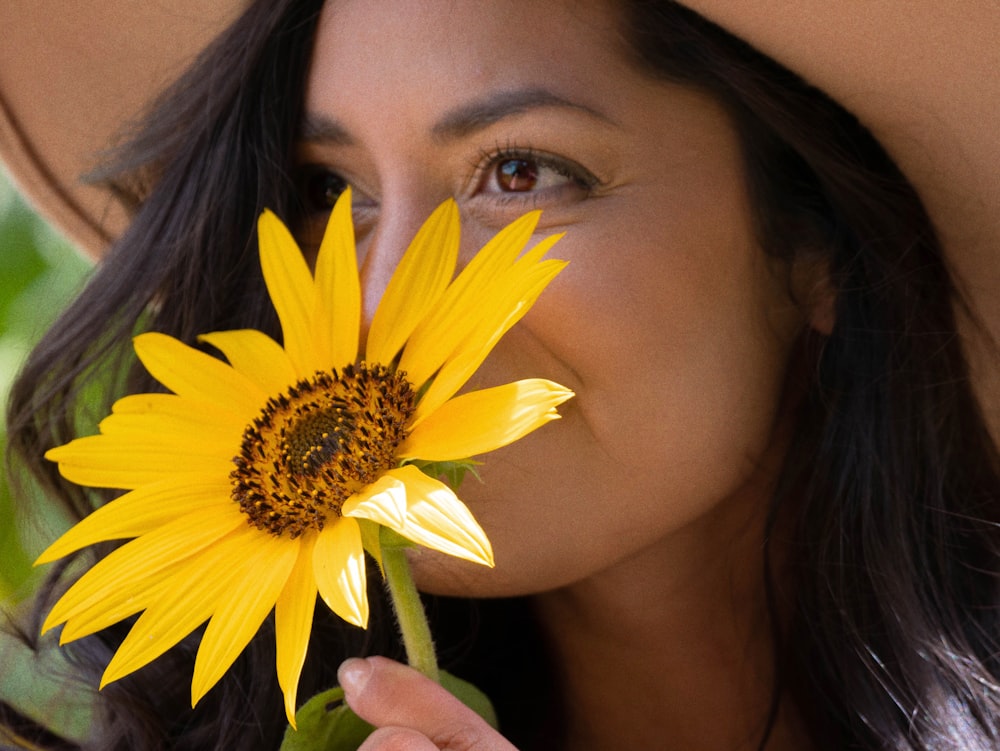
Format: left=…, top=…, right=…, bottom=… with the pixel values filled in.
left=339, top=656, right=517, bottom=750
left=358, top=726, right=439, bottom=751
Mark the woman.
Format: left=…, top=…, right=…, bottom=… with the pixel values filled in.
left=2, top=1, right=999, bottom=749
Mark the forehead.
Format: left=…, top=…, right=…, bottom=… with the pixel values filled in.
left=308, top=0, right=629, bottom=112
left=302, top=0, right=745, bottom=226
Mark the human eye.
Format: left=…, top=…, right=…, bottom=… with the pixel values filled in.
left=474, top=145, right=600, bottom=206
left=291, top=164, right=378, bottom=256
left=293, top=162, right=378, bottom=226
left=295, top=164, right=350, bottom=215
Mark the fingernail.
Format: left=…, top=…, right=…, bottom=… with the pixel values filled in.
left=338, top=657, right=373, bottom=694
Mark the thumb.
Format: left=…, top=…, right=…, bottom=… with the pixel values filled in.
left=338, top=656, right=517, bottom=750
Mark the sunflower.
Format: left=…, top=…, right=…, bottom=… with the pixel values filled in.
left=37, top=190, right=572, bottom=724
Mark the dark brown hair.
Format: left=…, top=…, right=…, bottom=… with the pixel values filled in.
left=622, top=5, right=1000, bottom=749
left=5, top=1, right=1000, bottom=749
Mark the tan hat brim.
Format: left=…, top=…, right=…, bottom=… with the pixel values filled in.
left=684, top=0, right=1000, bottom=434
left=0, top=0, right=242, bottom=255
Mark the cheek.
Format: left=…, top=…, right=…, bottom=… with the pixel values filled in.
left=410, top=164, right=802, bottom=595
left=538, top=208, right=799, bottom=488
left=411, top=236, right=801, bottom=598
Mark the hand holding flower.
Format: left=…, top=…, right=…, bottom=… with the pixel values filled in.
left=339, top=657, right=519, bottom=751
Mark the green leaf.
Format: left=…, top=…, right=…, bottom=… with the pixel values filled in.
left=440, top=670, right=499, bottom=729
left=403, top=458, right=482, bottom=490
left=279, top=670, right=497, bottom=750
left=279, top=687, right=375, bottom=751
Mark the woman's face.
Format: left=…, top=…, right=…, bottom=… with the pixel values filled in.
left=304, top=0, right=806, bottom=596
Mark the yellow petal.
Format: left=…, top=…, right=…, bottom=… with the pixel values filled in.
left=42, top=502, right=244, bottom=634
left=274, top=533, right=319, bottom=727
left=60, top=573, right=167, bottom=643
left=398, top=211, right=544, bottom=388
left=94, top=412, right=238, bottom=462
left=104, top=393, right=243, bottom=444
left=341, top=473, right=407, bottom=529
left=99, top=528, right=261, bottom=690
left=399, top=379, right=574, bottom=461
left=258, top=209, right=317, bottom=374
left=35, top=475, right=233, bottom=564
left=511, top=230, right=565, bottom=269
left=414, top=258, right=567, bottom=423
left=365, top=200, right=459, bottom=364
left=313, top=518, right=368, bottom=627
left=312, top=189, right=361, bottom=369
left=383, top=465, right=493, bottom=566
left=100, top=595, right=210, bottom=690
left=45, top=435, right=230, bottom=490
left=191, top=534, right=299, bottom=707
left=58, top=521, right=243, bottom=642
left=198, top=329, right=297, bottom=397
left=133, top=332, right=266, bottom=418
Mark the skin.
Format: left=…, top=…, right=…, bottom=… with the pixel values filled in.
left=301, top=0, right=823, bottom=747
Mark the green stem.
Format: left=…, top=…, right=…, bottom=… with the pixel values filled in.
left=380, top=539, right=440, bottom=683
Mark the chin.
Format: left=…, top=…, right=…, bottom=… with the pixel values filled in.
left=407, top=546, right=544, bottom=599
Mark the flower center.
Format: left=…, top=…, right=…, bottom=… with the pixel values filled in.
left=231, top=362, right=416, bottom=538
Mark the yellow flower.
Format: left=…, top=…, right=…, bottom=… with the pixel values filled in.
left=37, top=190, right=573, bottom=724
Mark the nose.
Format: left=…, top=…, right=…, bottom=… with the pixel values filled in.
left=356, top=198, right=456, bottom=354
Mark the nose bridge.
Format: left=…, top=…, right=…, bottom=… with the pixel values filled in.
left=357, top=196, right=440, bottom=348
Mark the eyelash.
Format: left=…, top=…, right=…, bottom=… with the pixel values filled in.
left=474, top=143, right=600, bottom=197
left=295, top=143, right=601, bottom=216
left=296, top=165, right=350, bottom=215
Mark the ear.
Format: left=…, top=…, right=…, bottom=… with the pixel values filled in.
left=791, top=255, right=836, bottom=336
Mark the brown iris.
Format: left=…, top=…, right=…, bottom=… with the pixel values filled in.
left=497, top=158, right=539, bottom=191
left=231, top=363, right=416, bottom=538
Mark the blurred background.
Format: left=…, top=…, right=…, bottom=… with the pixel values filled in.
left=0, top=167, right=90, bottom=602
left=1, top=167, right=93, bottom=739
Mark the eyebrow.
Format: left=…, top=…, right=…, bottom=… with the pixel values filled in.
left=298, top=87, right=616, bottom=146
left=430, top=87, right=617, bottom=141
left=299, top=111, right=353, bottom=145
